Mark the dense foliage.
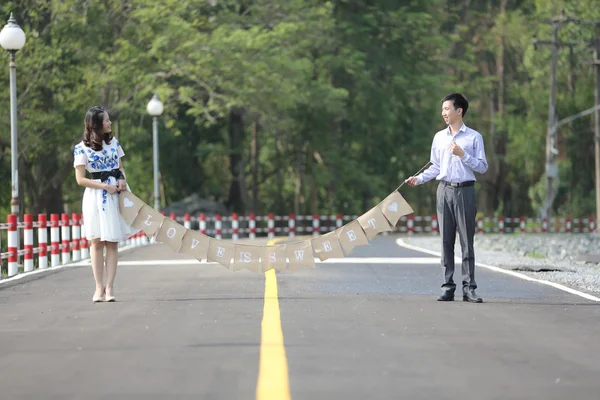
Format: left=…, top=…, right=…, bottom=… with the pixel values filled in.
left=1, top=0, right=599, bottom=219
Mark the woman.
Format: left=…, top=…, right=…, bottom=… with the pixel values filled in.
left=73, top=106, right=134, bottom=302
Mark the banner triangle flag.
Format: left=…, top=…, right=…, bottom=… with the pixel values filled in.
left=380, top=191, right=414, bottom=226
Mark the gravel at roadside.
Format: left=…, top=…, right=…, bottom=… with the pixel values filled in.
left=401, top=233, right=600, bottom=295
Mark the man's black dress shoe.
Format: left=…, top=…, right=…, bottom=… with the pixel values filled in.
left=437, top=289, right=455, bottom=301
left=463, top=288, right=483, bottom=303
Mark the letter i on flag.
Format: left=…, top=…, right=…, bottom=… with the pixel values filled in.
left=232, top=244, right=261, bottom=272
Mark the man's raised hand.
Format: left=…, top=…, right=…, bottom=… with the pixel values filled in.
left=405, top=176, right=419, bottom=187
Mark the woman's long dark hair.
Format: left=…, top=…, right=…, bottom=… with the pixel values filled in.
left=83, top=106, right=112, bottom=151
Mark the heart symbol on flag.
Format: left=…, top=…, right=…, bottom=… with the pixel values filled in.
left=124, top=198, right=134, bottom=208
left=388, top=202, right=398, bottom=212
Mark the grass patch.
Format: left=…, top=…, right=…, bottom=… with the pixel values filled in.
left=525, top=250, right=546, bottom=259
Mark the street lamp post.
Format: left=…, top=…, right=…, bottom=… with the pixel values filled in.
left=146, top=93, right=164, bottom=211
left=0, top=13, right=26, bottom=216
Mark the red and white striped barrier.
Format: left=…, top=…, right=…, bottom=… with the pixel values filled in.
left=50, top=214, right=60, bottom=267
left=288, top=214, right=295, bottom=238
left=80, top=216, right=89, bottom=259
left=71, top=213, right=81, bottom=262
left=232, top=213, right=239, bottom=240
left=61, top=213, right=71, bottom=265
left=249, top=213, right=256, bottom=239
left=215, top=214, right=222, bottom=239
left=38, top=214, right=48, bottom=269
left=200, top=213, right=207, bottom=235
left=8, top=214, right=18, bottom=276
left=268, top=213, right=275, bottom=239
left=1, top=211, right=597, bottom=281
left=23, top=214, right=34, bottom=272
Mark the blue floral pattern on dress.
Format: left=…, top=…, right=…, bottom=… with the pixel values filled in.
left=74, top=140, right=122, bottom=211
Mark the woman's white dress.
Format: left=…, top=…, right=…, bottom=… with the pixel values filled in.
left=73, top=138, right=135, bottom=242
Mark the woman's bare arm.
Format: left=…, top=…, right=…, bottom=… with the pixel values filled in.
left=75, top=165, right=116, bottom=193
left=117, top=159, right=128, bottom=192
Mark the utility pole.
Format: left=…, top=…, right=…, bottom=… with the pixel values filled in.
left=584, top=25, right=600, bottom=231
left=533, top=13, right=569, bottom=220
left=595, top=30, right=600, bottom=231
left=573, top=19, right=600, bottom=231
left=544, top=20, right=559, bottom=221
left=533, top=11, right=598, bottom=220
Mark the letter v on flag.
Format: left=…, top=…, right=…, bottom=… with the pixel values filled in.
left=178, top=229, right=210, bottom=261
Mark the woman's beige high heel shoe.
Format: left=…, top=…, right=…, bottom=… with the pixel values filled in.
left=105, top=288, right=116, bottom=302
left=92, top=289, right=105, bottom=303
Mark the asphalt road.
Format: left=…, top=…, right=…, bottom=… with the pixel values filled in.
left=0, top=235, right=598, bottom=400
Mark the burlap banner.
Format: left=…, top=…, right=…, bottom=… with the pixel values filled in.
left=262, top=244, right=287, bottom=272
left=178, top=229, right=210, bottom=261
left=119, top=189, right=413, bottom=273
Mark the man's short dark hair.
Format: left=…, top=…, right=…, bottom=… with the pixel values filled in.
left=442, top=93, right=469, bottom=117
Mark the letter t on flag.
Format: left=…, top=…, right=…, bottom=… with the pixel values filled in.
left=357, top=207, right=392, bottom=240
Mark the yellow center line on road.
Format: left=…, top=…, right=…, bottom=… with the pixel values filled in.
left=256, top=238, right=292, bottom=400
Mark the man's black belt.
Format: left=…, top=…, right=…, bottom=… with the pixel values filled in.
left=442, top=180, right=474, bottom=188
left=90, top=169, right=124, bottom=182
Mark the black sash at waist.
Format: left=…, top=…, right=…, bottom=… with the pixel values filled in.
left=90, top=169, right=123, bottom=182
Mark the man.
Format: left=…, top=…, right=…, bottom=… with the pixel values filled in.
left=405, top=93, right=488, bottom=303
